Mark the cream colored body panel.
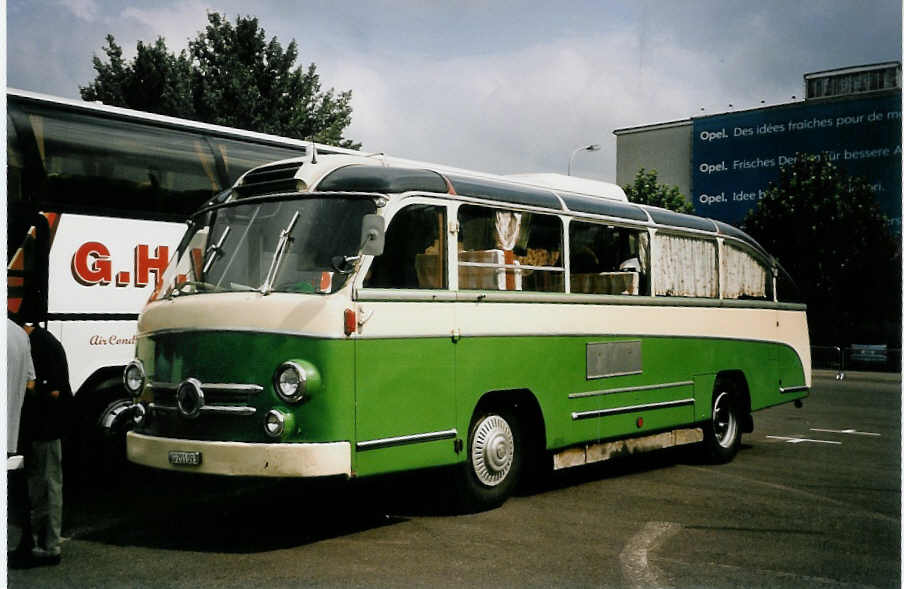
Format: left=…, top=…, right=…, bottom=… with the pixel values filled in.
left=354, top=297, right=811, bottom=386
left=138, top=290, right=352, bottom=338
left=140, top=289, right=810, bottom=388
left=127, top=432, right=351, bottom=477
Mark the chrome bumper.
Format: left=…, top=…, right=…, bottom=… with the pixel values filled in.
left=126, top=432, right=351, bottom=477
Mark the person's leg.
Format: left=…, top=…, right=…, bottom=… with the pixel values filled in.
left=43, top=439, right=64, bottom=557
left=26, top=440, right=50, bottom=555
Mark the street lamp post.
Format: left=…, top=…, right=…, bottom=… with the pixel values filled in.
left=568, top=143, right=601, bottom=175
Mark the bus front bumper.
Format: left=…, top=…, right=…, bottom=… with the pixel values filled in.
left=126, top=432, right=352, bottom=477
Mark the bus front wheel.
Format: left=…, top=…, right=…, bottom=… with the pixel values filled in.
left=704, top=391, right=741, bottom=463
left=458, top=408, right=523, bottom=511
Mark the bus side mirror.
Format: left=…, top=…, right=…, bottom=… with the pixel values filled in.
left=360, top=214, right=385, bottom=256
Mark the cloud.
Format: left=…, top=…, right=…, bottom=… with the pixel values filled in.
left=119, top=1, right=213, bottom=49
left=57, top=0, right=99, bottom=21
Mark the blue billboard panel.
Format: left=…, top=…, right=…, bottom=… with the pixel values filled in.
left=692, top=92, right=901, bottom=230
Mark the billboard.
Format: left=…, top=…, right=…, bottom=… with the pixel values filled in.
left=692, top=92, right=901, bottom=230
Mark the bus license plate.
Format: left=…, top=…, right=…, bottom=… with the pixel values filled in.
left=168, top=451, right=202, bottom=466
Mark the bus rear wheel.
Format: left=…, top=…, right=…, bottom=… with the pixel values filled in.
left=457, top=408, right=523, bottom=512
left=704, top=391, right=741, bottom=463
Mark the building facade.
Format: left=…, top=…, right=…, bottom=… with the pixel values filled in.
left=614, top=62, right=902, bottom=231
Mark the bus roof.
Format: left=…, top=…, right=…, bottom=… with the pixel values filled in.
left=7, top=88, right=359, bottom=156
left=234, top=154, right=770, bottom=259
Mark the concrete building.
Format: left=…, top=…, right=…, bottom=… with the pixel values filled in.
left=614, top=62, right=902, bottom=230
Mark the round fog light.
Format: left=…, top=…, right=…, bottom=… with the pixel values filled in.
left=123, top=360, right=146, bottom=398
left=265, top=410, right=287, bottom=438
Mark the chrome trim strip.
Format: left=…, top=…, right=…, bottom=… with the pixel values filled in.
left=569, top=380, right=695, bottom=399
left=149, top=403, right=256, bottom=416
left=571, top=398, right=695, bottom=421
left=779, top=385, right=809, bottom=394
left=356, top=289, right=804, bottom=310
left=149, top=381, right=263, bottom=394
left=459, top=261, right=565, bottom=273
left=356, top=429, right=458, bottom=451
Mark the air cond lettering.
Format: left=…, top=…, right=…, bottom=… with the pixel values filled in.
left=72, top=242, right=169, bottom=288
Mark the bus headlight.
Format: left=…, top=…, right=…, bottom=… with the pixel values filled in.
left=273, top=361, right=317, bottom=404
left=123, top=360, right=146, bottom=398
left=264, top=409, right=287, bottom=438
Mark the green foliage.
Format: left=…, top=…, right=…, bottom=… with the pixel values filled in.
left=743, top=153, right=900, bottom=345
left=81, top=13, right=359, bottom=149
left=623, top=169, right=694, bottom=214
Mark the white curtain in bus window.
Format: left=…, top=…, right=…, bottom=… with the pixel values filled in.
left=457, top=205, right=563, bottom=292
left=653, top=233, right=718, bottom=297
left=722, top=243, right=767, bottom=299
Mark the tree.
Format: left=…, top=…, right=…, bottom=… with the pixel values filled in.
left=623, top=168, right=694, bottom=214
left=81, top=13, right=360, bottom=149
left=742, top=153, right=900, bottom=346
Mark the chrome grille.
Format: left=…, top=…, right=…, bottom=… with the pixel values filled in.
left=150, top=381, right=262, bottom=408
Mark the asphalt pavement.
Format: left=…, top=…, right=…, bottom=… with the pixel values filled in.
left=7, top=369, right=901, bottom=588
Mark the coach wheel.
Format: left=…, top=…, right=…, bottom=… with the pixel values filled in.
left=458, top=408, right=523, bottom=511
left=704, top=391, right=741, bottom=463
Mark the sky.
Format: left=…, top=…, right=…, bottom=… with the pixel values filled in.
left=5, top=0, right=902, bottom=181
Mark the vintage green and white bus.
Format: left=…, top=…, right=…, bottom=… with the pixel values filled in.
left=123, top=151, right=810, bottom=509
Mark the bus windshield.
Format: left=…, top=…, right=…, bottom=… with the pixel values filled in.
left=158, top=197, right=377, bottom=298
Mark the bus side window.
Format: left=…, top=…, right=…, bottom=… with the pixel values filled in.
left=569, top=221, right=649, bottom=295
left=457, top=205, right=564, bottom=293
left=365, top=204, right=447, bottom=289
left=653, top=233, right=718, bottom=297
left=7, top=114, right=24, bottom=202
left=722, top=243, right=771, bottom=300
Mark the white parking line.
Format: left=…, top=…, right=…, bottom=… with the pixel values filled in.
left=620, top=521, right=682, bottom=589
left=766, top=436, right=841, bottom=445
left=810, top=428, right=881, bottom=437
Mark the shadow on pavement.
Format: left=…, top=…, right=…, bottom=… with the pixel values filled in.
left=13, top=440, right=728, bottom=554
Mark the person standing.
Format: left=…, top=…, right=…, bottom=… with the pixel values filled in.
left=7, top=318, right=35, bottom=457
left=19, top=323, right=72, bottom=567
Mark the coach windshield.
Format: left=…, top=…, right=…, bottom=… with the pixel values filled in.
left=156, top=196, right=377, bottom=298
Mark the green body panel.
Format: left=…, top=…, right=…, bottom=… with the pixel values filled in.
left=134, top=331, right=356, bottom=444
left=134, top=329, right=807, bottom=478
left=354, top=337, right=457, bottom=476
left=452, top=334, right=802, bottom=451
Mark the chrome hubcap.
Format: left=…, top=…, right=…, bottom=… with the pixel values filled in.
left=712, top=392, right=737, bottom=448
left=471, top=415, right=514, bottom=487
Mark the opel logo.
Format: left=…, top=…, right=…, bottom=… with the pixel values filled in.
left=176, top=378, right=204, bottom=419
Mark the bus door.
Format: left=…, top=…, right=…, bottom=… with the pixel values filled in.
left=353, top=203, right=458, bottom=476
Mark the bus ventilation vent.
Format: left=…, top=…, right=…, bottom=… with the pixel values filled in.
left=235, top=162, right=303, bottom=197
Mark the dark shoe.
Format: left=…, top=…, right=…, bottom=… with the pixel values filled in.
left=8, top=551, right=36, bottom=569
left=32, top=553, right=61, bottom=567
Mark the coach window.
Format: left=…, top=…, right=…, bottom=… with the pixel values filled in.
left=25, top=105, right=219, bottom=218
left=365, top=204, right=447, bottom=289
left=722, top=243, right=772, bottom=300
left=458, top=205, right=564, bottom=292
left=7, top=114, right=23, bottom=202
left=570, top=221, right=649, bottom=295
left=653, top=233, right=718, bottom=297
left=210, top=138, right=303, bottom=184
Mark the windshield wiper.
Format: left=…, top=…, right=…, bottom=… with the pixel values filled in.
left=261, top=211, right=301, bottom=295
left=202, top=226, right=231, bottom=274
left=168, top=280, right=221, bottom=297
